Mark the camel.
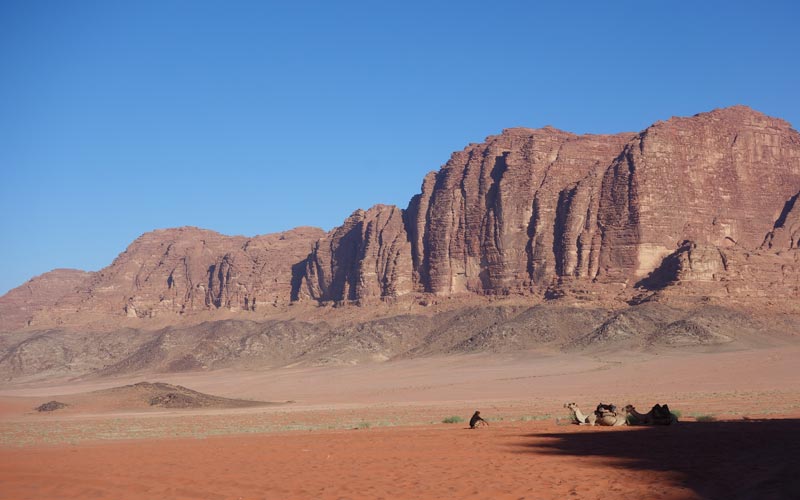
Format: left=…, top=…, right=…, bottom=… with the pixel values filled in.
left=594, top=404, right=629, bottom=426
left=565, top=403, right=630, bottom=426
left=624, top=404, right=677, bottom=425
left=564, top=402, right=596, bottom=425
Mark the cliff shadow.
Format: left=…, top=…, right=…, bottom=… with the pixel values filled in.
left=290, top=259, right=308, bottom=302
left=634, top=249, right=681, bottom=290
left=552, top=186, right=577, bottom=277
left=517, top=419, right=800, bottom=499
left=773, top=191, right=798, bottom=229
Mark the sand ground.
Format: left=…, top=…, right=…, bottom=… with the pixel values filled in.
left=1, top=345, right=799, bottom=499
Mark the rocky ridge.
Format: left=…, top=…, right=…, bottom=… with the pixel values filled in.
left=1, top=227, right=324, bottom=331
left=2, top=301, right=797, bottom=381
left=299, top=106, right=800, bottom=303
left=1, top=106, right=799, bottom=378
left=0, top=269, right=94, bottom=329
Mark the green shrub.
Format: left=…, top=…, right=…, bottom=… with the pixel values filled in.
left=442, top=416, right=464, bottom=424
left=519, top=415, right=550, bottom=422
left=695, top=415, right=716, bottom=422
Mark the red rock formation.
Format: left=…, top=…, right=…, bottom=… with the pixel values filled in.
left=3, top=106, right=799, bottom=329
left=0, top=269, right=93, bottom=331
left=406, top=127, right=635, bottom=295
left=302, top=106, right=800, bottom=302
left=762, top=191, right=800, bottom=251
left=596, top=107, right=800, bottom=284
left=637, top=239, right=800, bottom=299
left=45, top=226, right=324, bottom=322
left=300, top=205, right=412, bottom=303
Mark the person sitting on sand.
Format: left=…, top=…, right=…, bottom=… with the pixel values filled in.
left=470, top=410, right=489, bottom=429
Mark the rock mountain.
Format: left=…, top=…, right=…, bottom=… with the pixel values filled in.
left=1, top=105, right=799, bottom=334
left=301, top=106, right=800, bottom=304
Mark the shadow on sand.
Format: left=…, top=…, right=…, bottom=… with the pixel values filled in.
left=520, top=419, right=800, bottom=500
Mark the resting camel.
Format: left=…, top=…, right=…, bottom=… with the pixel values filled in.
left=624, top=404, right=677, bottom=425
left=564, top=403, right=630, bottom=426
left=564, top=402, right=596, bottom=425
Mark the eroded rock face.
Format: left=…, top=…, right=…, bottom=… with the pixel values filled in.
left=299, top=205, right=412, bottom=303
left=639, top=239, right=800, bottom=298
left=0, top=269, right=94, bottom=331
left=303, top=106, right=800, bottom=302
left=41, top=226, right=324, bottom=322
left=406, top=127, right=635, bottom=295
left=762, top=191, right=800, bottom=252
left=3, top=106, right=799, bottom=328
left=596, top=107, right=800, bottom=284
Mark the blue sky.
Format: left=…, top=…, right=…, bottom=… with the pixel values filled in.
left=1, top=0, right=798, bottom=295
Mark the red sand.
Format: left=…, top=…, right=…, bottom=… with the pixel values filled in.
left=2, top=346, right=800, bottom=499
left=2, top=419, right=799, bottom=500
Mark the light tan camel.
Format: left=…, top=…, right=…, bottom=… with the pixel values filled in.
left=565, top=403, right=630, bottom=426
left=624, top=404, right=677, bottom=425
left=564, top=402, right=596, bottom=425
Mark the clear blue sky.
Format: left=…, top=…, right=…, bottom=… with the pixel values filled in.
left=1, top=0, right=798, bottom=295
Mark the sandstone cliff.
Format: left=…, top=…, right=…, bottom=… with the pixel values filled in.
left=596, top=107, right=800, bottom=284
left=4, top=226, right=325, bottom=329
left=302, top=106, right=800, bottom=302
left=299, top=205, right=413, bottom=303
left=0, top=269, right=94, bottom=330
left=407, top=127, right=635, bottom=295
left=2, top=106, right=799, bottom=333
left=2, top=106, right=800, bottom=379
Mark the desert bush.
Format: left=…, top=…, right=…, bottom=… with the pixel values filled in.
left=695, top=415, right=716, bottom=422
left=442, top=416, right=464, bottom=424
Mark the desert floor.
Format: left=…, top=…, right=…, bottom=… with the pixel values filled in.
left=1, top=345, right=800, bottom=499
